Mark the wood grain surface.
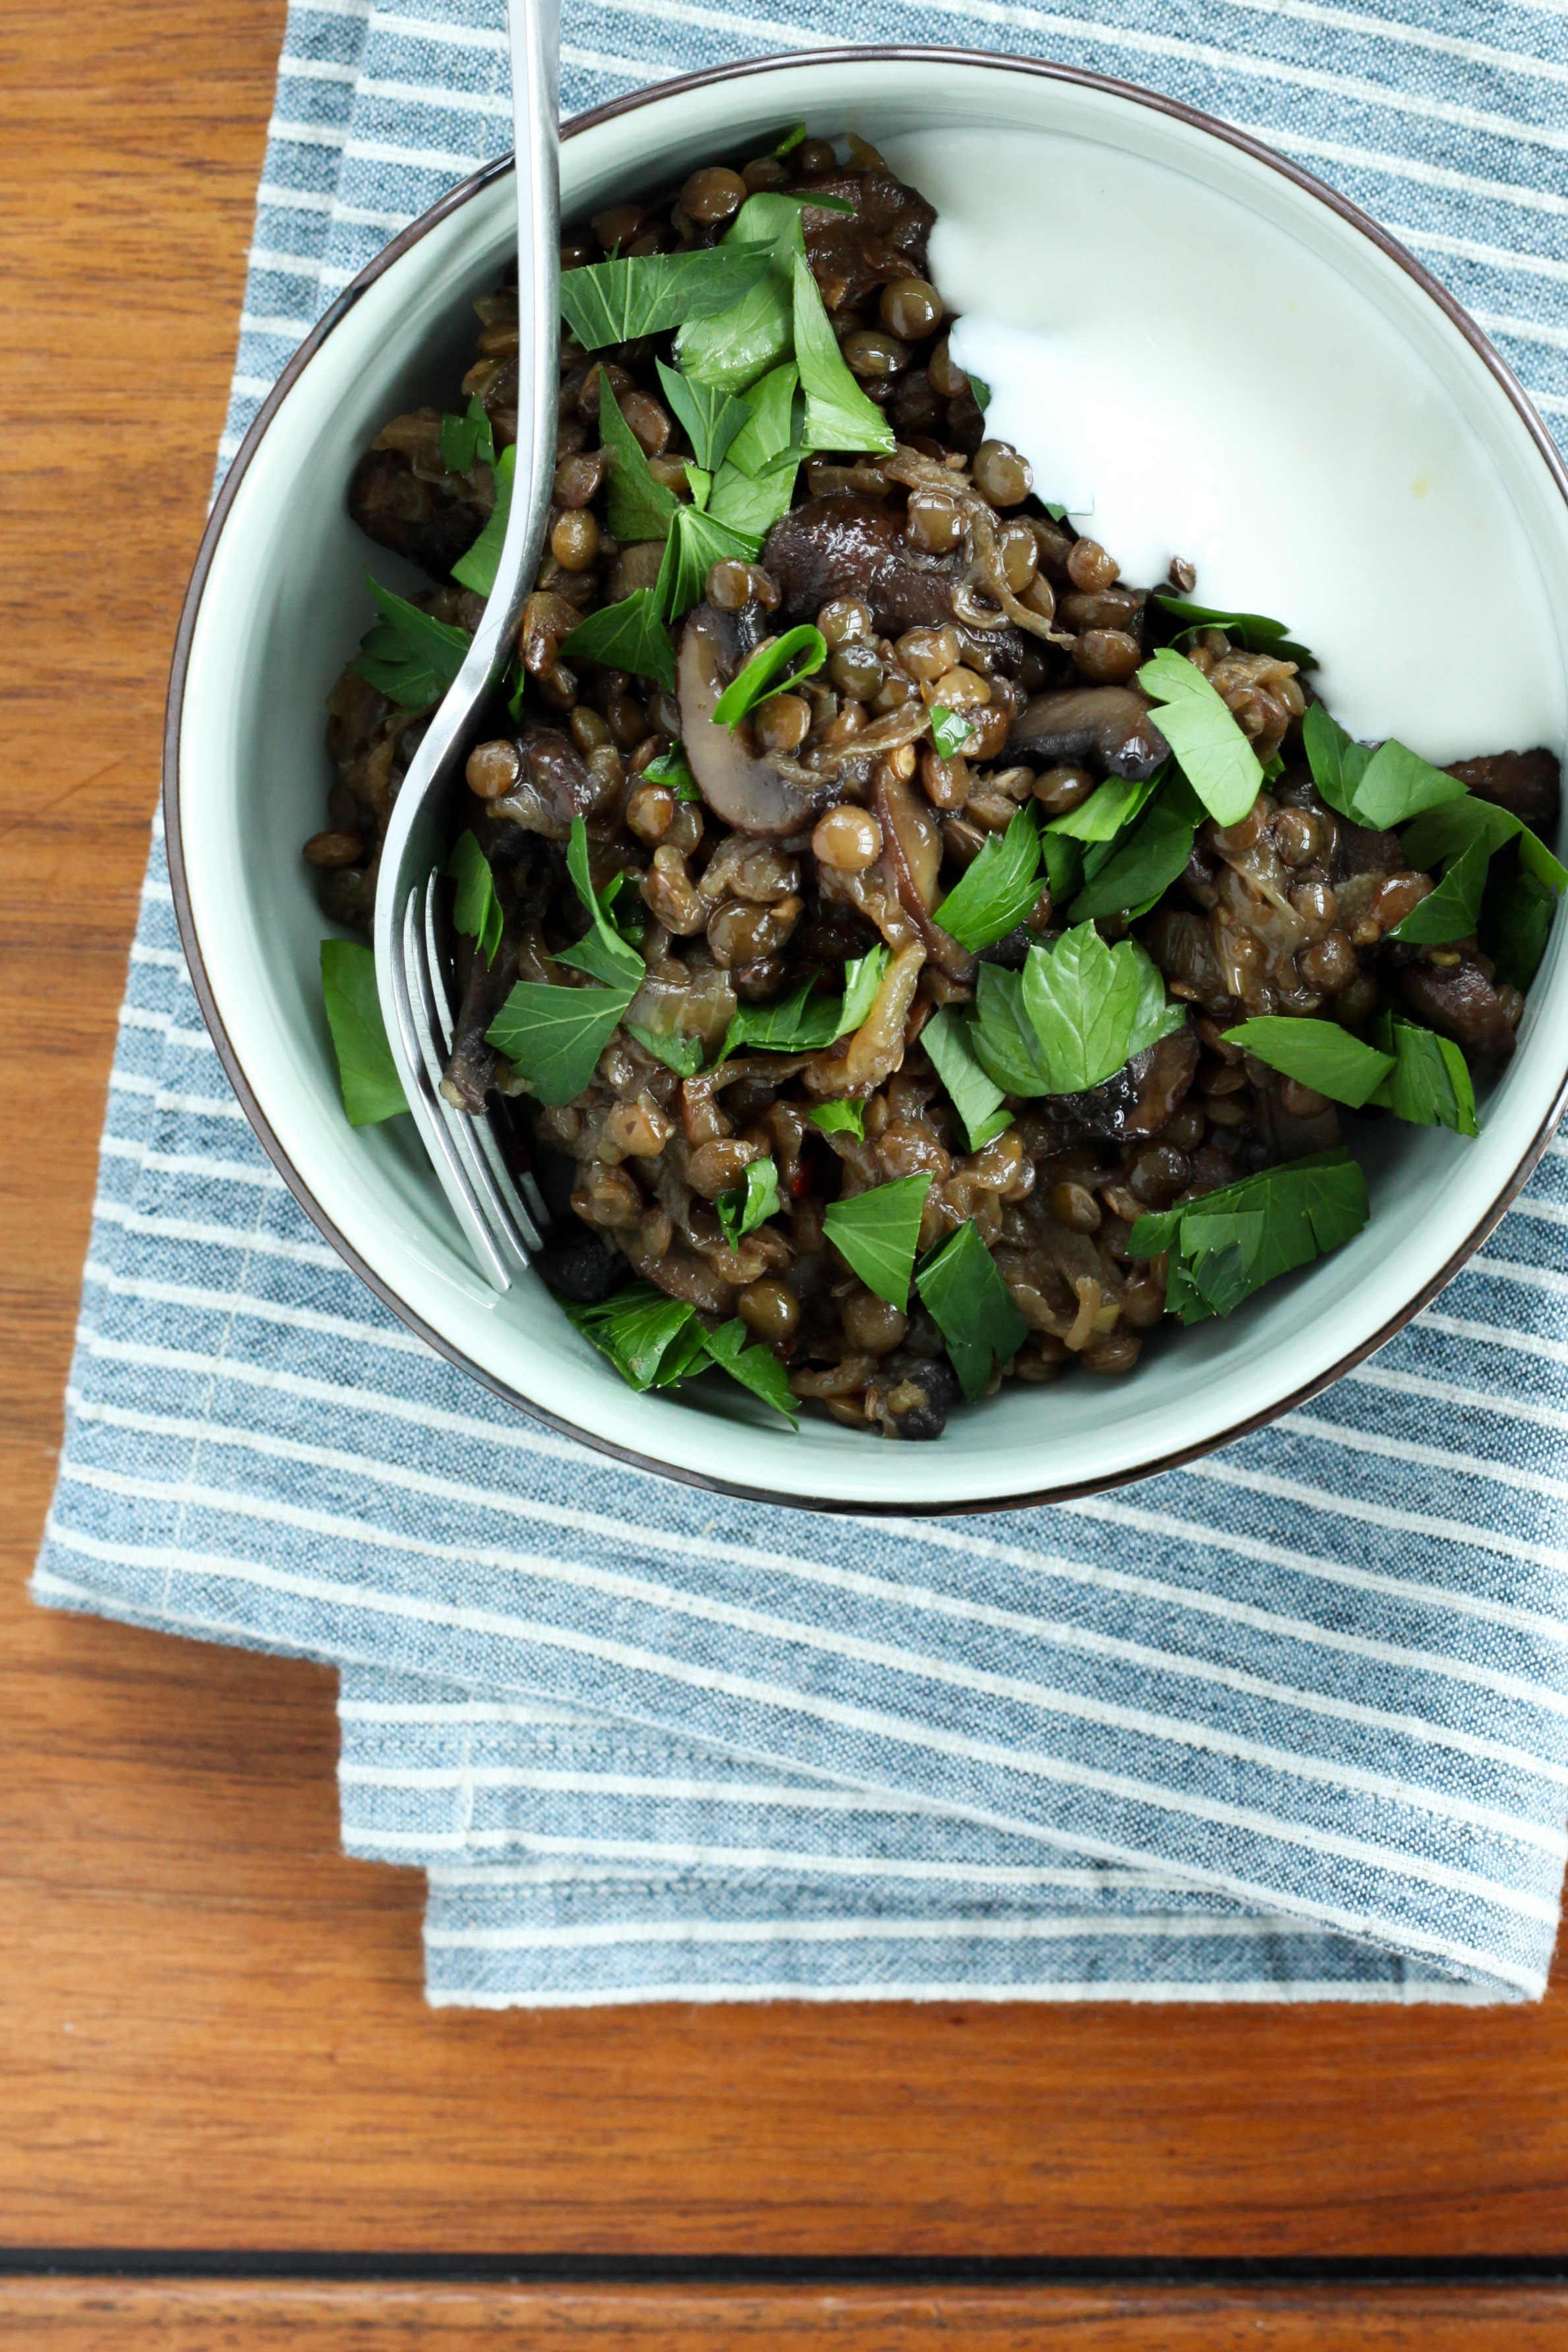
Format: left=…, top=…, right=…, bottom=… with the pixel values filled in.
left=5, top=2280, right=1568, bottom=2348
left=6, top=0, right=1568, bottom=2339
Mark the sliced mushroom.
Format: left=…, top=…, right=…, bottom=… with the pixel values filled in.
left=763, top=495, right=964, bottom=636
left=1008, top=686, right=1169, bottom=780
left=872, top=763, right=976, bottom=984
left=676, top=605, right=834, bottom=837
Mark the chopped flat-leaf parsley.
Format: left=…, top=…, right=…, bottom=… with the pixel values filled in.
left=440, top=394, right=496, bottom=476
left=1482, top=857, right=1556, bottom=992
left=1128, top=1149, right=1369, bottom=1324
left=773, top=121, right=808, bottom=156
left=639, top=742, right=703, bottom=802
left=656, top=361, right=749, bottom=473
left=561, top=587, right=676, bottom=690
left=676, top=200, right=803, bottom=392
left=790, top=250, right=896, bottom=456
left=1401, top=793, right=1568, bottom=896
left=718, top=947, right=888, bottom=1063
left=486, top=976, right=636, bottom=1106
left=624, top=1021, right=705, bottom=1076
left=1136, top=647, right=1262, bottom=827
left=1221, top=1016, right=1394, bottom=1110
left=931, top=804, right=1043, bottom=952
left=1388, top=831, right=1492, bottom=944
left=726, top=363, right=799, bottom=477
left=971, top=924, right=1184, bottom=1099
left=654, top=499, right=763, bottom=624
left=447, top=830, right=504, bottom=966
left=558, top=818, right=645, bottom=988
left=1068, top=774, right=1201, bottom=923
left=1302, top=705, right=1468, bottom=832
left=823, top=1173, right=933, bottom=1308
left=566, top=1282, right=699, bottom=1390
left=1369, top=1013, right=1479, bottom=1136
left=1153, top=595, right=1316, bottom=668
left=451, top=441, right=513, bottom=595
left=707, top=452, right=801, bottom=539
left=929, top=704, right=973, bottom=759
left=701, top=1318, right=800, bottom=1423
left=715, top=1156, right=781, bottom=1248
left=560, top=243, right=778, bottom=351
left=349, top=574, right=471, bottom=709
left=598, top=380, right=679, bottom=544
left=320, top=939, right=407, bottom=1127
left=809, top=1099, right=865, bottom=1140
left=711, top=625, right=828, bottom=728
left=1045, top=767, right=1164, bottom=845
left=915, top=1220, right=1028, bottom=1401
left=921, top=1008, right=1012, bottom=1152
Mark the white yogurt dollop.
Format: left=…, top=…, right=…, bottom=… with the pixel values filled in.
left=883, top=128, right=1565, bottom=766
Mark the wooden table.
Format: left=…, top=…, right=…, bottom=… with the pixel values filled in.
left=5, top=3, right=1568, bottom=2341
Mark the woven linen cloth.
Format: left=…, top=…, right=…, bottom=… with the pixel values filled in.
left=34, top=0, right=1568, bottom=2007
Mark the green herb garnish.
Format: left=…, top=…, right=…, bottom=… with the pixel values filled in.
left=838, top=944, right=890, bottom=1033
left=598, top=379, right=680, bottom=545
left=701, top=1318, right=801, bottom=1422
left=970, top=924, right=1183, bottom=1099
left=1482, top=858, right=1556, bottom=992
left=349, top=574, right=471, bottom=709
left=655, top=360, right=749, bottom=473
left=1068, top=773, right=1201, bottom=923
left=1301, top=706, right=1466, bottom=831
left=1369, top=1013, right=1478, bottom=1136
left=1046, top=767, right=1165, bottom=846
left=966, top=372, right=992, bottom=413
left=1153, top=595, right=1316, bottom=668
left=773, top=121, right=808, bottom=156
left=676, top=200, right=803, bottom=392
left=707, top=452, right=801, bottom=539
left=450, top=441, right=513, bottom=595
left=639, top=742, right=703, bottom=802
left=486, top=978, right=635, bottom=1106
left=440, top=394, right=496, bottom=475
left=711, top=624, right=828, bottom=728
left=1399, top=793, right=1568, bottom=895
left=564, top=1285, right=798, bottom=1421
left=932, top=804, right=1043, bottom=952
left=921, top=1008, right=1012, bottom=1152
left=624, top=1022, right=705, bottom=1076
left=929, top=704, right=973, bottom=759
left=320, top=939, right=407, bottom=1127
left=915, top=1220, right=1028, bottom=1400
left=823, top=1173, right=933, bottom=1308
left=1129, top=1148, right=1369, bottom=1323
left=560, top=243, right=778, bottom=352
left=557, top=817, right=645, bottom=987
left=1221, top=1016, right=1395, bottom=1109
left=790, top=250, right=896, bottom=456
left=715, top=1156, right=782, bottom=1248
left=654, top=499, right=763, bottom=624
left=447, top=830, right=504, bottom=966
left=1136, top=647, right=1262, bottom=827
left=1388, top=831, right=1492, bottom=945
left=718, top=947, right=888, bottom=1063
left=809, top=1099, right=865, bottom=1140
left=726, top=363, right=799, bottom=477
left=560, top=587, right=676, bottom=691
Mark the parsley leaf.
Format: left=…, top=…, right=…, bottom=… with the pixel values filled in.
left=718, top=947, right=888, bottom=1063
left=715, top=1156, right=781, bottom=1248
left=726, top=363, right=799, bottom=477
left=561, top=587, right=676, bottom=690
left=486, top=978, right=635, bottom=1105
left=915, top=1220, right=1028, bottom=1401
left=707, top=452, right=801, bottom=539
left=1137, top=648, right=1262, bottom=827
left=446, top=830, right=504, bottom=966
left=774, top=122, right=807, bottom=156
left=1221, top=1015, right=1393, bottom=1108
left=929, top=705, right=973, bottom=759
left=1368, top=1013, right=1479, bottom=1136
left=701, top=1318, right=800, bottom=1425
left=440, top=394, right=496, bottom=475
left=809, top=1099, right=865, bottom=1140
left=967, top=372, right=992, bottom=412
left=451, top=440, right=513, bottom=595
left=921, top=1007, right=1012, bottom=1152
left=557, top=816, right=645, bottom=989
left=639, top=742, right=703, bottom=801
left=823, top=1173, right=933, bottom=1308
left=1040, top=830, right=1084, bottom=903
left=1389, top=830, right=1492, bottom=943
left=1153, top=595, right=1316, bottom=668
left=1017, top=925, right=1184, bottom=1094
left=598, top=380, right=679, bottom=544
left=624, top=1022, right=706, bottom=1076
left=676, top=200, right=803, bottom=392
left=1068, top=774, right=1200, bottom=922
left=566, top=1282, right=701, bottom=1390
left=1401, top=793, right=1568, bottom=895
left=790, top=250, right=896, bottom=456
left=655, top=360, right=749, bottom=473
left=1047, top=767, right=1166, bottom=846
left=1482, top=856, right=1556, bottom=992
left=349, top=573, right=471, bottom=709
left=711, top=624, right=827, bottom=728
left=932, top=804, right=1043, bottom=952
left=560, top=243, right=777, bottom=351
left=654, top=500, right=763, bottom=624
left=320, top=939, right=407, bottom=1127
left=1128, top=1148, right=1368, bottom=1323
left=1302, top=705, right=1469, bottom=832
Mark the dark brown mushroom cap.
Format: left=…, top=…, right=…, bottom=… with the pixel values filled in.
left=1444, top=746, right=1562, bottom=839
left=764, top=494, right=963, bottom=636
left=1007, top=686, right=1170, bottom=781
left=347, top=446, right=486, bottom=581
left=1396, top=956, right=1517, bottom=1066
left=676, top=604, right=830, bottom=837
left=798, top=166, right=937, bottom=312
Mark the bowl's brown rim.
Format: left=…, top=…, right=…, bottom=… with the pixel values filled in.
left=162, top=44, right=1568, bottom=1520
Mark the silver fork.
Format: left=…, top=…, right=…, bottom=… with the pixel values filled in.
left=372, top=0, right=560, bottom=1291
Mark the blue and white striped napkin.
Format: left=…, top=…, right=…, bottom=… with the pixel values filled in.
left=36, top=0, right=1568, bottom=2007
